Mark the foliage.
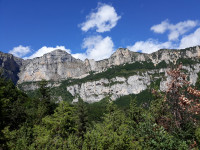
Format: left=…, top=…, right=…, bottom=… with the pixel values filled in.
left=195, top=127, right=200, bottom=143
left=83, top=102, right=141, bottom=150
left=0, top=77, right=28, bottom=130
left=30, top=101, right=76, bottom=149
left=166, top=64, right=200, bottom=129
left=59, top=60, right=167, bottom=87
left=0, top=76, right=30, bottom=148
left=86, top=98, right=108, bottom=123
left=176, top=58, right=199, bottom=66
left=75, top=98, right=88, bottom=143
left=2, top=123, right=33, bottom=150
left=18, top=80, right=74, bottom=103
left=114, top=89, right=154, bottom=110
left=195, top=72, right=200, bottom=90
left=1, top=65, right=200, bottom=149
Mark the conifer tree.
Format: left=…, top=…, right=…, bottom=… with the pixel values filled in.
left=129, top=97, right=141, bottom=125
left=35, top=80, right=55, bottom=124
left=75, top=97, right=88, bottom=140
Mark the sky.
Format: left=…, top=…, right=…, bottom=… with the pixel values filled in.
left=1, top=0, right=200, bottom=60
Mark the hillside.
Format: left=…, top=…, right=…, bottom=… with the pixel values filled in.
left=1, top=46, right=200, bottom=103
left=17, top=45, right=200, bottom=83
left=10, top=45, right=200, bottom=103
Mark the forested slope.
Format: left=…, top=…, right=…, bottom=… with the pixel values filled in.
left=0, top=65, right=200, bottom=149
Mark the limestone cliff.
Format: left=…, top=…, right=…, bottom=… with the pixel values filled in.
left=18, top=50, right=88, bottom=83
left=13, top=45, right=200, bottom=103
left=67, top=75, right=151, bottom=103
left=67, top=63, right=200, bottom=103
left=17, top=45, right=200, bottom=83
left=1, top=45, right=200, bottom=102
left=0, top=52, right=23, bottom=84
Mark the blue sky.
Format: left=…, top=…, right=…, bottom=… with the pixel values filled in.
left=1, top=0, right=200, bottom=60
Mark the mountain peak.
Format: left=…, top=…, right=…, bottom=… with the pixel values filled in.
left=111, top=48, right=131, bottom=57
left=44, top=49, right=71, bottom=56
left=1, top=45, right=200, bottom=84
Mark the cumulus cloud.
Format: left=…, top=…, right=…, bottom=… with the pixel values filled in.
left=72, top=35, right=114, bottom=61
left=127, top=39, right=173, bottom=54
left=9, top=45, right=31, bottom=58
left=25, top=46, right=71, bottom=59
left=127, top=24, right=200, bottom=54
left=151, top=20, right=198, bottom=41
left=80, top=3, right=121, bottom=33
left=179, top=27, right=200, bottom=49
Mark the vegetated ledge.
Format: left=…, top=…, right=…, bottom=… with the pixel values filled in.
left=14, top=45, right=200, bottom=83
left=18, top=57, right=200, bottom=91
left=16, top=57, right=200, bottom=104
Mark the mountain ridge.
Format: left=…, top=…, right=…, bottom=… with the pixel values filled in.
left=0, top=45, right=200, bottom=84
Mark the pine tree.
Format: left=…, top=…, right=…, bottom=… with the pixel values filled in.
left=0, top=74, right=29, bottom=149
left=75, top=97, right=88, bottom=140
left=129, top=97, right=141, bottom=125
left=39, top=80, right=55, bottom=112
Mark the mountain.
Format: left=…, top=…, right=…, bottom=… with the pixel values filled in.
left=17, top=45, right=200, bottom=83
left=0, top=51, right=23, bottom=84
left=18, top=49, right=87, bottom=83
left=1, top=46, right=200, bottom=103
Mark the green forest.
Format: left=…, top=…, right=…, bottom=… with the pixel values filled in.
left=0, top=65, right=200, bottom=149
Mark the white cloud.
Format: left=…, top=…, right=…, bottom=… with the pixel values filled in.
left=72, top=35, right=114, bottom=61
left=127, top=25, right=200, bottom=54
left=150, top=20, right=169, bottom=34
left=127, top=39, right=173, bottom=54
left=25, top=46, right=71, bottom=59
left=151, top=20, right=198, bottom=41
left=9, top=45, right=31, bottom=58
left=179, top=27, right=200, bottom=49
left=80, top=3, right=121, bottom=33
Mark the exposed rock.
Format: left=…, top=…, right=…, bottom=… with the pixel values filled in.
left=18, top=50, right=88, bottom=83
left=17, top=45, right=200, bottom=83
left=19, top=81, right=61, bottom=91
left=67, top=63, right=200, bottom=102
left=1, top=46, right=200, bottom=97
left=0, top=52, right=23, bottom=84
left=160, top=64, right=200, bottom=92
left=67, top=74, right=151, bottom=103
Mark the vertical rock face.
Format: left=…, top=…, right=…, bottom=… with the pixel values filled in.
left=1, top=45, right=200, bottom=84
left=67, top=75, right=151, bottom=103
left=84, top=46, right=200, bottom=73
left=0, top=52, right=23, bottom=84
left=18, top=50, right=88, bottom=83
left=66, top=63, right=200, bottom=103
left=1, top=45, right=199, bottom=103
left=84, top=48, right=149, bottom=72
left=19, top=48, right=150, bottom=83
left=150, top=46, right=200, bottom=64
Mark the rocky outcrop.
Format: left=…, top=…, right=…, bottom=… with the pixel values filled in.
left=0, top=52, right=23, bottom=84
left=159, top=64, right=200, bottom=91
left=18, top=81, right=61, bottom=91
left=150, top=46, right=200, bottom=64
left=0, top=45, right=195, bottom=102
left=67, top=74, right=151, bottom=103
left=1, top=46, right=200, bottom=84
left=84, top=46, right=200, bottom=73
left=66, top=63, right=200, bottom=102
left=16, top=45, right=200, bottom=83
left=18, top=50, right=88, bottom=83
left=84, top=48, right=149, bottom=72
